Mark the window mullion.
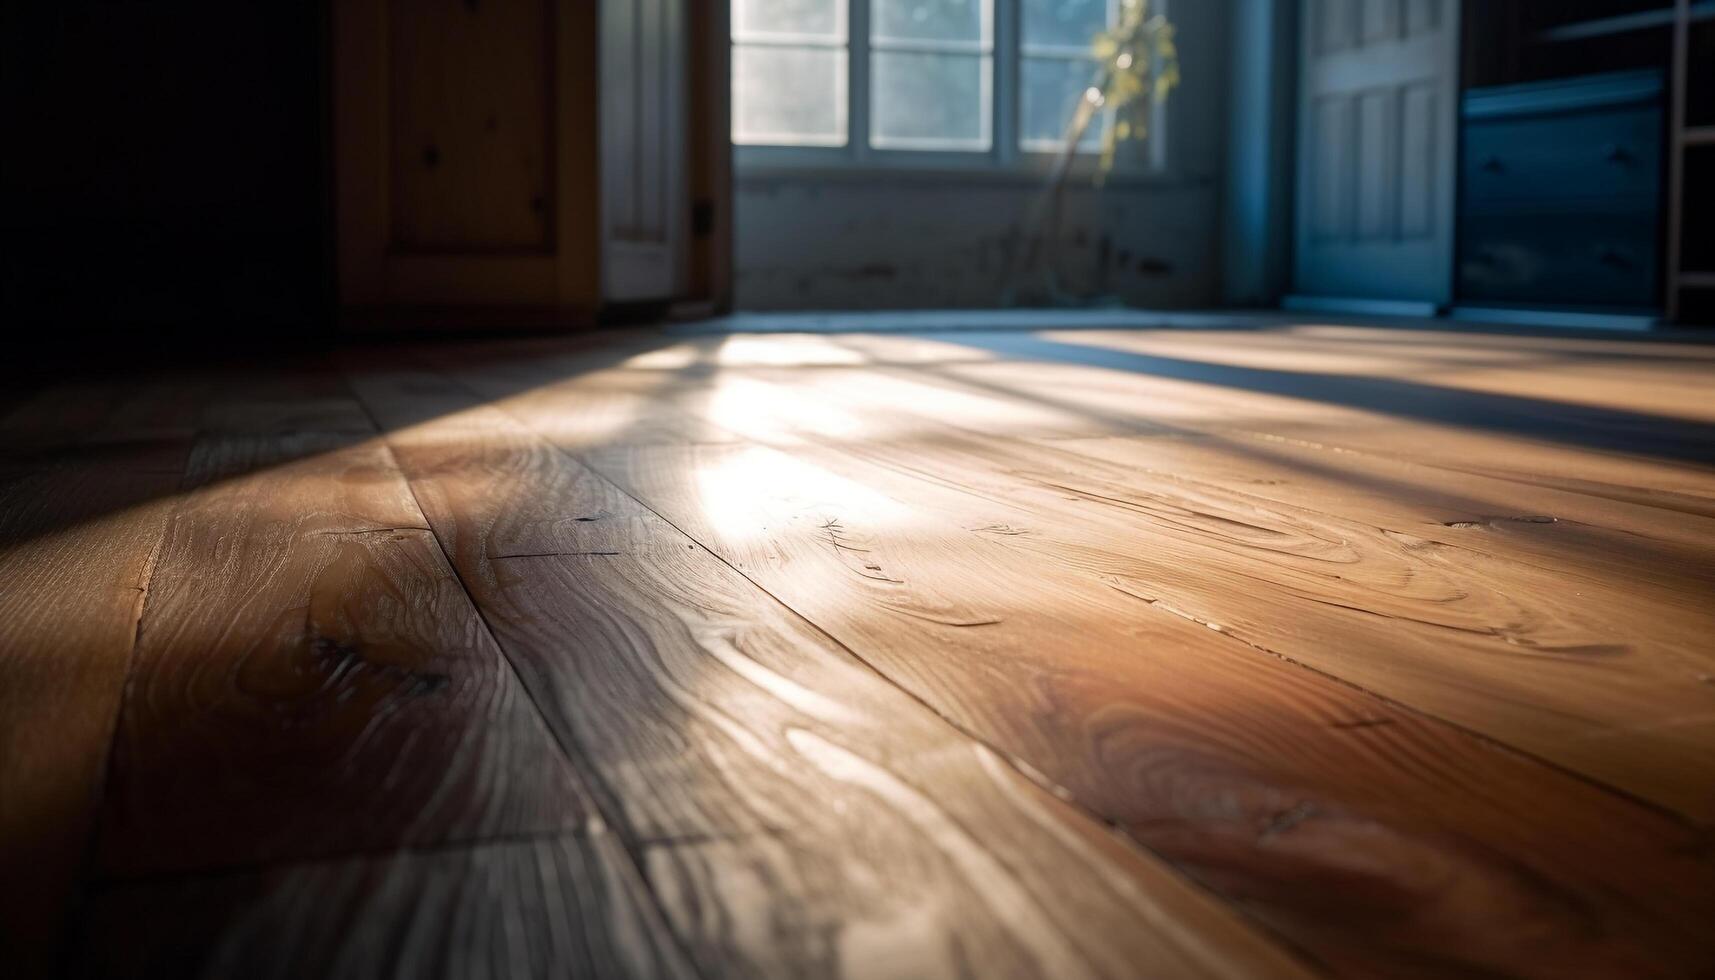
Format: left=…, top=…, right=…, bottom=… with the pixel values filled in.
left=849, top=0, right=871, bottom=160
left=994, top=0, right=1017, bottom=166
left=868, top=37, right=990, bottom=55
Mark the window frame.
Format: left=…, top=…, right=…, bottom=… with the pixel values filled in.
left=867, top=3, right=996, bottom=152
left=733, top=0, right=1169, bottom=177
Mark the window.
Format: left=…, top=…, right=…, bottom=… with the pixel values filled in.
left=733, top=0, right=1163, bottom=168
left=869, top=0, right=993, bottom=150
left=1019, top=0, right=1110, bottom=151
left=732, top=1, right=850, bottom=147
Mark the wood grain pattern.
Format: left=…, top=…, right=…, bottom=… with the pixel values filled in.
left=410, top=329, right=1715, bottom=978
left=852, top=330, right=1715, bottom=499
left=0, top=379, right=203, bottom=974
left=97, top=428, right=588, bottom=875
left=388, top=0, right=553, bottom=251
left=1043, top=431, right=1715, bottom=595
left=1031, top=326, right=1715, bottom=424
left=562, top=435, right=1715, bottom=979
left=8, top=320, right=1714, bottom=979
left=418, top=329, right=1715, bottom=803
left=0, top=448, right=183, bottom=974
left=808, top=329, right=1715, bottom=577
left=659, top=340, right=1715, bottom=816
left=712, top=365, right=1715, bottom=815
left=74, top=829, right=692, bottom=980
left=346, top=361, right=1316, bottom=980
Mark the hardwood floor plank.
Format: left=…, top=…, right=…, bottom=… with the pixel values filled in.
left=0, top=370, right=224, bottom=974
left=412, top=333, right=1715, bottom=979
left=0, top=444, right=186, bottom=974
left=1021, top=325, right=1715, bottom=423
left=10, top=323, right=1712, bottom=978
left=1041, top=431, right=1715, bottom=621
left=570, top=435, right=1715, bottom=978
left=849, top=332, right=1715, bottom=504
left=423, top=337, right=740, bottom=452
left=829, top=331, right=1715, bottom=525
left=97, top=425, right=588, bottom=876
left=758, top=332, right=1715, bottom=601
left=345, top=360, right=1315, bottom=980
left=74, top=830, right=693, bottom=980
left=424, top=333, right=1715, bottom=802
left=0, top=383, right=132, bottom=454
left=690, top=354, right=1715, bottom=817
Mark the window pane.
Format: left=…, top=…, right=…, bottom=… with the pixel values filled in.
left=872, top=0, right=986, bottom=43
left=733, top=46, right=847, bottom=146
left=1021, top=56, right=1105, bottom=149
left=1022, top=0, right=1110, bottom=49
left=733, top=0, right=842, bottom=39
left=871, top=51, right=991, bottom=149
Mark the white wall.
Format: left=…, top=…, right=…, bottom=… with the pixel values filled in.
left=733, top=0, right=1233, bottom=311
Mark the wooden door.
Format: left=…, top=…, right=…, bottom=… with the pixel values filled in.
left=601, top=0, right=690, bottom=303
left=1292, top=0, right=1459, bottom=307
left=333, top=0, right=600, bottom=314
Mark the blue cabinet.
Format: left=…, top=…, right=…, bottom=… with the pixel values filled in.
left=1458, top=70, right=1665, bottom=310
left=1459, top=210, right=1660, bottom=307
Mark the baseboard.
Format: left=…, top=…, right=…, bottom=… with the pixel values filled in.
left=671, top=309, right=1264, bottom=335
left=1449, top=306, right=1659, bottom=332
left=338, top=304, right=599, bottom=336
left=1282, top=295, right=1441, bottom=318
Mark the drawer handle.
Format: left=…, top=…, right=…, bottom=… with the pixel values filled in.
left=1594, top=246, right=1632, bottom=269
left=1603, top=143, right=1631, bottom=164
left=1480, top=155, right=1505, bottom=174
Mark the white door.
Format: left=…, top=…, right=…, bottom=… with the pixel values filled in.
left=1292, top=0, right=1459, bottom=307
left=602, top=0, right=689, bottom=302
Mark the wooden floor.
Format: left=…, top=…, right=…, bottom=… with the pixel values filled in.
left=4, top=318, right=1714, bottom=978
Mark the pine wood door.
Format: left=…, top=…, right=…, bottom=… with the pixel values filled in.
left=333, top=0, right=601, bottom=313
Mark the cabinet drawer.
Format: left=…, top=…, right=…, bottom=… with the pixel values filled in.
left=1458, top=212, right=1658, bottom=307
left=1463, top=105, right=1663, bottom=208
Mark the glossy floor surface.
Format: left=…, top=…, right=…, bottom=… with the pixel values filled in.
left=4, top=319, right=1714, bottom=978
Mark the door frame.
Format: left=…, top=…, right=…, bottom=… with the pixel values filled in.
left=1223, top=0, right=1302, bottom=307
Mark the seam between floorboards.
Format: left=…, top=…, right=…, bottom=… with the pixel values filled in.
left=88, top=825, right=608, bottom=890
left=56, top=399, right=195, bottom=975
left=339, top=356, right=713, bottom=980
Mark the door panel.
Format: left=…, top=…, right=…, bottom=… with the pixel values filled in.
left=1310, top=97, right=1353, bottom=241
left=388, top=0, right=554, bottom=252
left=1360, top=0, right=1401, bottom=45
left=1399, top=82, right=1439, bottom=239
left=1294, top=0, right=1459, bottom=304
left=334, top=0, right=600, bottom=311
left=1405, top=0, right=1439, bottom=36
left=1355, top=88, right=1397, bottom=240
left=1316, top=0, right=1357, bottom=53
left=602, top=0, right=689, bottom=302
